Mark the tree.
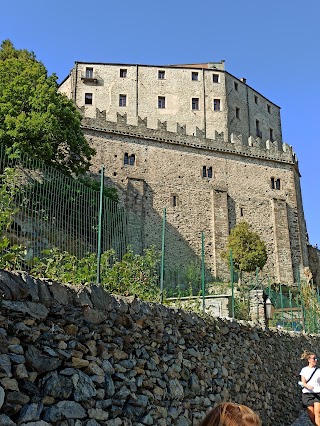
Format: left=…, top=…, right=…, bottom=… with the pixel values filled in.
left=0, top=40, right=95, bottom=175
left=223, top=221, right=267, bottom=273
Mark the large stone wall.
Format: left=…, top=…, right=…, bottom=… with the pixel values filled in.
left=0, top=269, right=319, bottom=426
left=81, top=114, right=307, bottom=284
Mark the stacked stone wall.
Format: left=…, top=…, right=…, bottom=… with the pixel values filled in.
left=0, top=269, right=319, bottom=426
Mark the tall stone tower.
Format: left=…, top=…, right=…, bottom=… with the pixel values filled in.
left=59, top=61, right=309, bottom=284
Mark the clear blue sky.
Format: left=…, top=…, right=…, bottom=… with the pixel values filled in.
left=1, top=0, right=319, bottom=245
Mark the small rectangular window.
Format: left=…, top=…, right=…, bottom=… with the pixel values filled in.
left=129, top=154, right=135, bottom=166
left=85, top=67, right=93, bottom=79
left=124, top=153, right=129, bottom=165
left=267, top=104, right=271, bottom=113
left=158, top=70, right=165, bottom=80
left=192, top=72, right=199, bottom=81
left=213, top=99, right=221, bottom=111
left=158, top=96, right=166, bottom=109
left=85, top=93, right=93, bottom=105
left=271, top=178, right=281, bottom=190
left=202, top=166, right=207, bottom=178
left=212, top=74, right=219, bottom=83
left=234, top=82, right=238, bottom=91
left=192, top=98, right=199, bottom=110
left=236, top=107, right=240, bottom=119
left=254, top=95, right=258, bottom=104
left=172, top=195, right=177, bottom=207
left=271, top=177, right=275, bottom=189
left=269, top=128, right=274, bottom=141
left=119, top=94, right=127, bottom=107
left=207, top=167, right=213, bottom=178
left=256, top=120, right=262, bottom=137
left=120, top=69, right=127, bottom=78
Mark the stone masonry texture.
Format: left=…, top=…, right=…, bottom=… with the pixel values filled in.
left=1, top=269, right=320, bottom=426
left=58, top=61, right=319, bottom=285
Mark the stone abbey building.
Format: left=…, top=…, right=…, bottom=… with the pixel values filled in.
left=59, top=60, right=312, bottom=285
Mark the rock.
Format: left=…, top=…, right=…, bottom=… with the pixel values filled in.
left=6, top=390, right=30, bottom=405
left=43, top=401, right=86, bottom=422
left=25, top=345, right=61, bottom=373
left=88, top=407, right=109, bottom=420
left=0, top=354, right=12, bottom=378
left=72, top=370, right=97, bottom=401
left=169, top=379, right=184, bottom=399
left=85, top=420, right=101, bottom=426
left=1, top=300, right=49, bottom=320
left=37, top=281, right=53, bottom=306
left=18, top=402, right=43, bottom=423
left=83, top=307, right=107, bottom=324
left=14, top=363, right=29, bottom=379
left=0, top=378, right=18, bottom=391
left=0, top=270, right=30, bottom=300
left=71, top=357, right=90, bottom=368
left=89, top=284, right=113, bottom=311
left=0, top=414, right=16, bottom=425
left=47, top=280, right=73, bottom=305
left=85, top=362, right=104, bottom=376
left=20, top=272, right=40, bottom=302
left=41, top=371, right=73, bottom=398
left=0, top=333, right=9, bottom=354
left=8, top=344, right=24, bottom=354
left=0, top=385, right=4, bottom=409
left=102, top=359, right=115, bottom=374
left=104, top=374, right=115, bottom=397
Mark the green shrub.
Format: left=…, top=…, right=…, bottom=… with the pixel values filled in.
left=30, top=246, right=160, bottom=301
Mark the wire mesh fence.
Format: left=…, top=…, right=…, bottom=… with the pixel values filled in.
left=0, top=145, right=142, bottom=277
left=1, top=145, right=320, bottom=333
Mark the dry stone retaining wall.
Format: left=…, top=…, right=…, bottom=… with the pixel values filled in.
left=0, top=269, right=319, bottom=426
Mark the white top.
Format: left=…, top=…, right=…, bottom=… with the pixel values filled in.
left=300, top=367, right=320, bottom=393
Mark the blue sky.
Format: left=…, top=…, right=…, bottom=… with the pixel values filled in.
left=1, top=0, right=319, bottom=245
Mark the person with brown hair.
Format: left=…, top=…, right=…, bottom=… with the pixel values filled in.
left=300, top=350, right=320, bottom=425
left=199, top=402, right=262, bottom=426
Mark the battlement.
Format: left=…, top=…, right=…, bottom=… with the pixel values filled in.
left=81, top=109, right=298, bottom=166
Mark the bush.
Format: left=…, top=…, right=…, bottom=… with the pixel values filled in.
left=30, top=246, right=160, bottom=301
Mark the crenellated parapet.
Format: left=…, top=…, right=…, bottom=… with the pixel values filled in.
left=81, top=110, right=298, bottom=165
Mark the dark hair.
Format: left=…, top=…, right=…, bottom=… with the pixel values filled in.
left=199, top=402, right=262, bottom=426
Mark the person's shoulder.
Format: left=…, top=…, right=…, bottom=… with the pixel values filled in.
left=300, top=366, right=310, bottom=375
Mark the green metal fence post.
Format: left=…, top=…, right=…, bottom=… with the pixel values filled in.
left=280, top=284, right=284, bottom=327
left=289, top=290, right=294, bottom=331
left=160, top=208, right=166, bottom=304
left=230, top=250, right=235, bottom=319
left=297, top=267, right=306, bottom=332
left=201, top=231, right=205, bottom=313
left=96, top=165, right=104, bottom=285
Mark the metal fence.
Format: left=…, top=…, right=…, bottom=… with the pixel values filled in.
left=0, top=145, right=142, bottom=276
left=1, top=145, right=319, bottom=332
